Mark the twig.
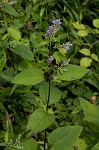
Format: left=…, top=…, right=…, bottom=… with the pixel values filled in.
left=89, top=40, right=99, bottom=50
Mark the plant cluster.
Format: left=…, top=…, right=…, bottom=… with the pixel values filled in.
left=0, top=0, right=99, bottom=150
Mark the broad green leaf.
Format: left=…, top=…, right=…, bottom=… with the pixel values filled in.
left=3, top=5, right=20, bottom=17
left=79, top=48, right=90, bottom=56
left=48, top=126, right=83, bottom=150
left=57, top=64, right=89, bottom=81
left=73, top=22, right=85, bottom=30
left=79, top=97, right=99, bottom=124
left=12, top=43, right=34, bottom=60
left=39, top=83, right=61, bottom=104
left=77, top=30, right=88, bottom=36
left=91, top=54, right=99, bottom=62
left=80, top=57, right=92, bottom=68
left=70, top=138, right=87, bottom=150
left=91, top=143, right=99, bottom=150
left=12, top=68, right=44, bottom=85
left=93, top=19, right=99, bottom=29
left=20, top=138, right=38, bottom=150
left=8, top=27, right=21, bottom=41
left=27, top=108, right=55, bottom=132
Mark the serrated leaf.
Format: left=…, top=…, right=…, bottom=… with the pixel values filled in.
left=12, top=68, right=44, bottom=85
left=93, top=19, right=99, bottom=29
left=73, top=22, right=85, bottom=30
left=77, top=30, right=88, bottom=36
left=91, top=143, right=99, bottom=150
left=91, top=54, right=99, bottom=62
left=39, top=83, right=61, bottom=104
left=48, top=126, right=83, bottom=150
left=57, top=64, right=89, bottom=81
left=12, top=43, right=34, bottom=60
left=80, top=57, right=92, bottom=68
left=79, top=97, right=99, bottom=125
left=8, top=27, right=21, bottom=41
left=20, top=138, right=38, bottom=150
left=27, top=108, right=55, bottom=132
left=79, top=48, right=90, bottom=56
left=3, top=5, right=20, bottom=17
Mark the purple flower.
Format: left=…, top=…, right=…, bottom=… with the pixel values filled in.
left=48, top=56, right=53, bottom=63
left=45, top=19, right=62, bottom=37
left=65, top=46, right=70, bottom=51
left=52, top=19, right=62, bottom=25
left=47, top=29, right=51, bottom=34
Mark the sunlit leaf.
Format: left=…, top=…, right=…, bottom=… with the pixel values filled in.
left=73, top=22, right=85, bottom=30
left=77, top=30, right=88, bottom=36
left=93, top=19, right=99, bottom=29
left=79, top=48, right=90, bottom=56
left=80, top=57, right=92, bottom=68
left=91, top=54, right=99, bottom=62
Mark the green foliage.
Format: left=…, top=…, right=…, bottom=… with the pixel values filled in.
left=48, top=126, right=82, bottom=150
left=7, top=27, right=21, bottom=41
left=91, top=143, right=99, bottom=150
left=11, top=42, right=34, bottom=60
left=20, top=138, right=38, bottom=150
left=12, top=68, right=44, bottom=85
left=80, top=97, right=99, bottom=125
left=39, top=83, right=61, bottom=104
left=27, top=108, right=55, bottom=132
left=0, top=0, right=99, bottom=150
left=3, top=4, right=20, bottom=17
left=57, top=64, right=89, bottom=81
